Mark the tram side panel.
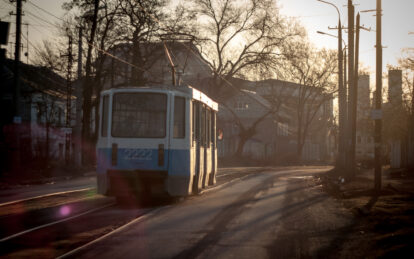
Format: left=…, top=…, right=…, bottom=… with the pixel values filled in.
left=204, top=109, right=213, bottom=187
left=211, top=111, right=218, bottom=185
left=97, top=95, right=111, bottom=195
left=167, top=96, right=193, bottom=196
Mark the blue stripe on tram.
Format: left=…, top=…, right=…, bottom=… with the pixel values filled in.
left=97, top=148, right=191, bottom=176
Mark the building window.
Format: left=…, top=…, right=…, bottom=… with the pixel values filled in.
left=234, top=100, right=249, bottom=110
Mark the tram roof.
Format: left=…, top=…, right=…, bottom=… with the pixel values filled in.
left=101, top=85, right=218, bottom=111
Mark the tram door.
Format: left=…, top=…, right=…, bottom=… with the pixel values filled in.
left=203, top=108, right=211, bottom=187
left=192, top=101, right=205, bottom=193
left=210, top=111, right=217, bottom=185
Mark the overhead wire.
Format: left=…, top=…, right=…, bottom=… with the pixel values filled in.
left=27, top=0, right=66, bottom=22
left=6, top=0, right=152, bottom=77
left=6, top=0, right=285, bottom=112
left=17, top=32, right=70, bottom=100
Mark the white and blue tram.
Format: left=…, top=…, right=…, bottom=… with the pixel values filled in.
left=96, top=85, right=218, bottom=197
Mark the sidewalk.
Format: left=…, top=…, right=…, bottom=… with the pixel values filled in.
left=316, top=167, right=414, bottom=258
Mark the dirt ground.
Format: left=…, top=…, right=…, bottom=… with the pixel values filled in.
left=316, top=167, right=414, bottom=258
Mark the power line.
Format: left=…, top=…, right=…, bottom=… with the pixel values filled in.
left=27, top=0, right=65, bottom=22
left=25, top=10, right=58, bottom=28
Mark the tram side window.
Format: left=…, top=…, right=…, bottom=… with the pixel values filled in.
left=201, top=105, right=206, bottom=146
left=192, top=101, right=196, bottom=143
left=173, top=96, right=185, bottom=138
left=101, top=95, right=109, bottom=137
left=211, top=111, right=215, bottom=145
left=206, top=109, right=211, bottom=145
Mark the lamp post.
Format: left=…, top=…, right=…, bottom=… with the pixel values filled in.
left=317, top=0, right=347, bottom=170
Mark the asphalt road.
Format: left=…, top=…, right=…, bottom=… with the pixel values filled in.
left=64, top=166, right=354, bottom=259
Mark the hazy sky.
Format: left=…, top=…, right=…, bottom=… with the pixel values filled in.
left=1, top=0, right=413, bottom=81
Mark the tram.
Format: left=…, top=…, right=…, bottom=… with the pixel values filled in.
left=96, top=85, right=218, bottom=197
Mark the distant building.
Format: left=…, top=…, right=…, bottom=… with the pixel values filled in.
left=217, top=78, right=335, bottom=163
left=0, top=59, right=76, bottom=172
left=101, top=41, right=212, bottom=90
left=356, top=74, right=374, bottom=163
left=384, top=69, right=408, bottom=169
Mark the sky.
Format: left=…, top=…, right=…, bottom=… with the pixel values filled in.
left=1, top=0, right=413, bottom=84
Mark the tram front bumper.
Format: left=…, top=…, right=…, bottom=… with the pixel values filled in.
left=107, top=170, right=168, bottom=196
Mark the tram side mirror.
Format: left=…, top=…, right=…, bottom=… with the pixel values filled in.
left=217, top=129, right=223, bottom=141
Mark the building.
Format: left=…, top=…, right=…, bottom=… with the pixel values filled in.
left=217, top=78, right=335, bottom=163
left=1, top=59, right=76, bottom=172
left=384, top=70, right=408, bottom=168
left=101, top=41, right=212, bottom=90
left=356, top=74, right=375, bottom=164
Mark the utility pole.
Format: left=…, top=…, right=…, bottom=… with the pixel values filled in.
left=337, top=19, right=346, bottom=170
left=61, top=31, right=73, bottom=164
left=317, top=0, right=346, bottom=170
left=344, top=47, right=347, bottom=122
left=347, top=0, right=355, bottom=177
left=11, top=0, right=23, bottom=174
left=374, top=0, right=382, bottom=191
left=66, top=34, right=73, bottom=164
left=74, top=27, right=83, bottom=166
left=24, top=23, right=28, bottom=63
left=350, top=12, right=360, bottom=175
left=12, top=0, right=23, bottom=120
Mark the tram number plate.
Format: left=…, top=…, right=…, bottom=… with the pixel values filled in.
left=124, top=149, right=152, bottom=161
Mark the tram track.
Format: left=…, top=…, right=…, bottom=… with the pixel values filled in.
left=0, top=196, right=153, bottom=257
left=0, top=202, right=115, bottom=242
left=0, top=167, right=269, bottom=258
left=0, top=188, right=95, bottom=208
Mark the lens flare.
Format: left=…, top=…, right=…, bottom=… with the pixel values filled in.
left=59, top=205, right=71, bottom=217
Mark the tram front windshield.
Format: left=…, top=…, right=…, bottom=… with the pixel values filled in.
left=112, top=93, right=167, bottom=138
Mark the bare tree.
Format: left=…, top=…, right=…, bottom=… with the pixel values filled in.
left=189, top=0, right=303, bottom=96
left=32, top=40, right=66, bottom=74
left=116, top=0, right=169, bottom=85
left=184, top=0, right=303, bottom=159
left=63, top=0, right=100, bottom=165
left=281, top=40, right=337, bottom=161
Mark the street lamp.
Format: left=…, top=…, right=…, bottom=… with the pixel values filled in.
left=317, top=0, right=347, bottom=170
left=317, top=31, right=348, bottom=95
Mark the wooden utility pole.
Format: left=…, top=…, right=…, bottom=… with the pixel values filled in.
left=347, top=0, right=355, bottom=176
left=74, top=27, right=83, bottom=166
left=11, top=0, right=23, bottom=174
left=350, top=12, right=360, bottom=174
left=13, top=0, right=22, bottom=120
left=63, top=33, right=73, bottom=164
left=337, top=18, right=346, bottom=169
left=374, top=0, right=382, bottom=191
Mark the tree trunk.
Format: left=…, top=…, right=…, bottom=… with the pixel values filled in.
left=81, top=0, right=100, bottom=165
left=235, top=134, right=248, bottom=158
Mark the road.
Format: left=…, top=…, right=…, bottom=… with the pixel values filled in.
left=63, top=166, right=355, bottom=259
